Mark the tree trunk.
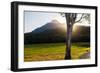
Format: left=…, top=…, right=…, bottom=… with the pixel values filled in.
left=65, top=20, right=73, bottom=59
left=65, top=13, right=76, bottom=60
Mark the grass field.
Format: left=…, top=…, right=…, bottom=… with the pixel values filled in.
left=24, top=42, right=90, bottom=62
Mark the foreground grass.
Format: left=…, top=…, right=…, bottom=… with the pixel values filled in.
left=24, top=43, right=90, bottom=62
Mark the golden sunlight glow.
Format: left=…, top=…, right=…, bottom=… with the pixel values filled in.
left=52, top=15, right=90, bottom=32
left=74, top=23, right=90, bottom=26
left=73, top=25, right=78, bottom=32
left=57, top=19, right=66, bottom=23
left=53, top=16, right=66, bottom=23
left=60, top=23, right=67, bottom=31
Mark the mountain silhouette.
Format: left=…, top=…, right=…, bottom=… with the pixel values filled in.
left=24, top=20, right=90, bottom=44
left=32, top=20, right=66, bottom=33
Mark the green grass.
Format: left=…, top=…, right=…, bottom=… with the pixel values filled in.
left=24, top=42, right=90, bottom=62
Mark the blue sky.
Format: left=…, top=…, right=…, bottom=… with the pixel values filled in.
left=24, top=11, right=66, bottom=33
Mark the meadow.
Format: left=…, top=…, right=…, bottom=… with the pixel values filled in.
left=24, top=42, right=90, bottom=62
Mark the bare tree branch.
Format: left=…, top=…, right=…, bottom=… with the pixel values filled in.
left=75, top=14, right=84, bottom=23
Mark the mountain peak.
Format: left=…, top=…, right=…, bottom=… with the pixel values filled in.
left=51, top=19, right=60, bottom=23
left=32, top=19, right=65, bottom=33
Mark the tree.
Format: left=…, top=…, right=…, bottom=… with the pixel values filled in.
left=61, top=13, right=90, bottom=59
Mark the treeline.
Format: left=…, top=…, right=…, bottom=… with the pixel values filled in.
left=24, top=26, right=90, bottom=44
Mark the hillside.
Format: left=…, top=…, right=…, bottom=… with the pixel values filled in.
left=24, top=20, right=90, bottom=44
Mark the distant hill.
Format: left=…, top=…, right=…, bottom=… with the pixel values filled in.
left=24, top=20, right=90, bottom=44
left=32, top=20, right=66, bottom=33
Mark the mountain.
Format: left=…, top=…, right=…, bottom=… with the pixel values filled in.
left=24, top=20, right=90, bottom=44
left=72, top=25, right=90, bottom=42
left=32, top=20, right=66, bottom=33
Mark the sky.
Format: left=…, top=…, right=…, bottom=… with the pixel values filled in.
left=24, top=11, right=66, bottom=33
left=24, top=11, right=90, bottom=33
